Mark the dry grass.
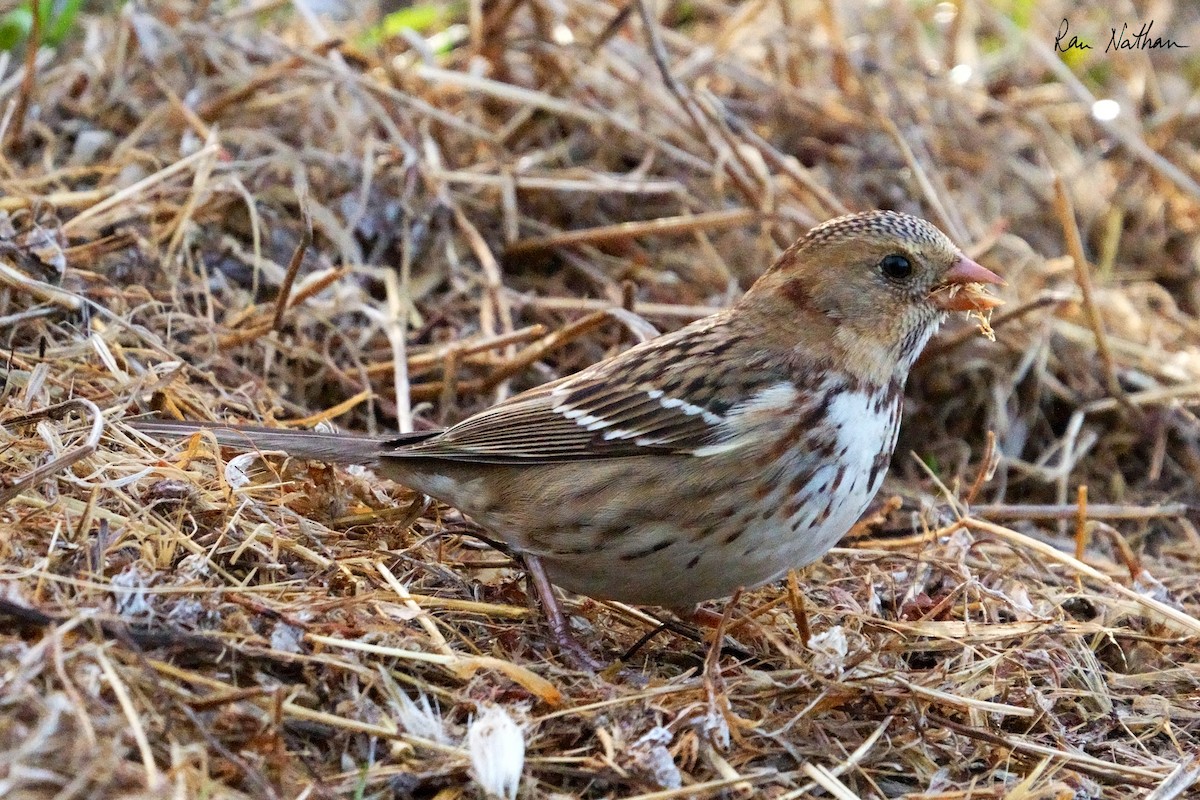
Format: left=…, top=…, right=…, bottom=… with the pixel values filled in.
left=2, top=1, right=1200, bottom=797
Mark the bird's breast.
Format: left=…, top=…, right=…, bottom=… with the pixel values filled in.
left=741, top=378, right=902, bottom=569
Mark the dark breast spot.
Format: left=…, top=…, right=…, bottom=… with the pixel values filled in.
left=814, top=436, right=839, bottom=459
left=784, top=496, right=806, bottom=519
left=829, top=464, right=848, bottom=493
left=787, top=468, right=817, bottom=497
left=765, top=393, right=833, bottom=463
left=553, top=542, right=608, bottom=556
left=841, top=373, right=866, bottom=395
left=619, top=539, right=674, bottom=561
left=867, top=449, right=891, bottom=490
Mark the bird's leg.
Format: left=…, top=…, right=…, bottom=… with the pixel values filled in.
left=524, top=554, right=607, bottom=672
left=700, top=589, right=741, bottom=750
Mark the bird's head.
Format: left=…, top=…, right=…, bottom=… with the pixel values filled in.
left=742, top=210, right=1003, bottom=384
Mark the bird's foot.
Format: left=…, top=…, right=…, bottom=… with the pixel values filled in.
left=524, top=555, right=609, bottom=673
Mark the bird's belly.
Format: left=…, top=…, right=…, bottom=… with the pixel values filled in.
left=542, top=466, right=879, bottom=606
left=538, top=390, right=900, bottom=606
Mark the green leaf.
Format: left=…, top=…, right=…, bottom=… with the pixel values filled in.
left=0, top=7, right=33, bottom=51
left=360, top=2, right=466, bottom=47
left=921, top=454, right=941, bottom=477
left=1005, top=0, right=1035, bottom=31
left=0, top=0, right=85, bottom=51
left=381, top=3, right=446, bottom=35
left=43, top=0, right=84, bottom=46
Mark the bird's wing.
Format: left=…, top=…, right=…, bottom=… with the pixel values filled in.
left=383, top=315, right=775, bottom=464
left=387, top=375, right=726, bottom=463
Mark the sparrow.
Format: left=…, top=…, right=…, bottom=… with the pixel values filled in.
left=135, top=211, right=1001, bottom=659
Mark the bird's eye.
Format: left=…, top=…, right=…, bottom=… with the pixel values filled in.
left=879, top=254, right=912, bottom=280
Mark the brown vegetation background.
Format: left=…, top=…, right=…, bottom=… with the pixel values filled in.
left=1, top=1, right=1199, bottom=798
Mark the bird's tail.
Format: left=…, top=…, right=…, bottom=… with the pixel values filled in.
left=130, top=418, right=438, bottom=467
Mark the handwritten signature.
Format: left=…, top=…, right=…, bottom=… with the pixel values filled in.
left=1055, top=18, right=1189, bottom=53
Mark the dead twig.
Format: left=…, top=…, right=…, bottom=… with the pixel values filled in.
left=0, top=398, right=105, bottom=506
left=973, top=502, right=1191, bottom=521
left=505, top=208, right=757, bottom=257
left=1051, top=173, right=1138, bottom=416
left=271, top=199, right=312, bottom=332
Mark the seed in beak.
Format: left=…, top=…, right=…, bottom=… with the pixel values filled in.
left=931, top=256, right=1004, bottom=312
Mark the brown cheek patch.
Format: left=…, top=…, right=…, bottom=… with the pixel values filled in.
left=780, top=277, right=813, bottom=309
